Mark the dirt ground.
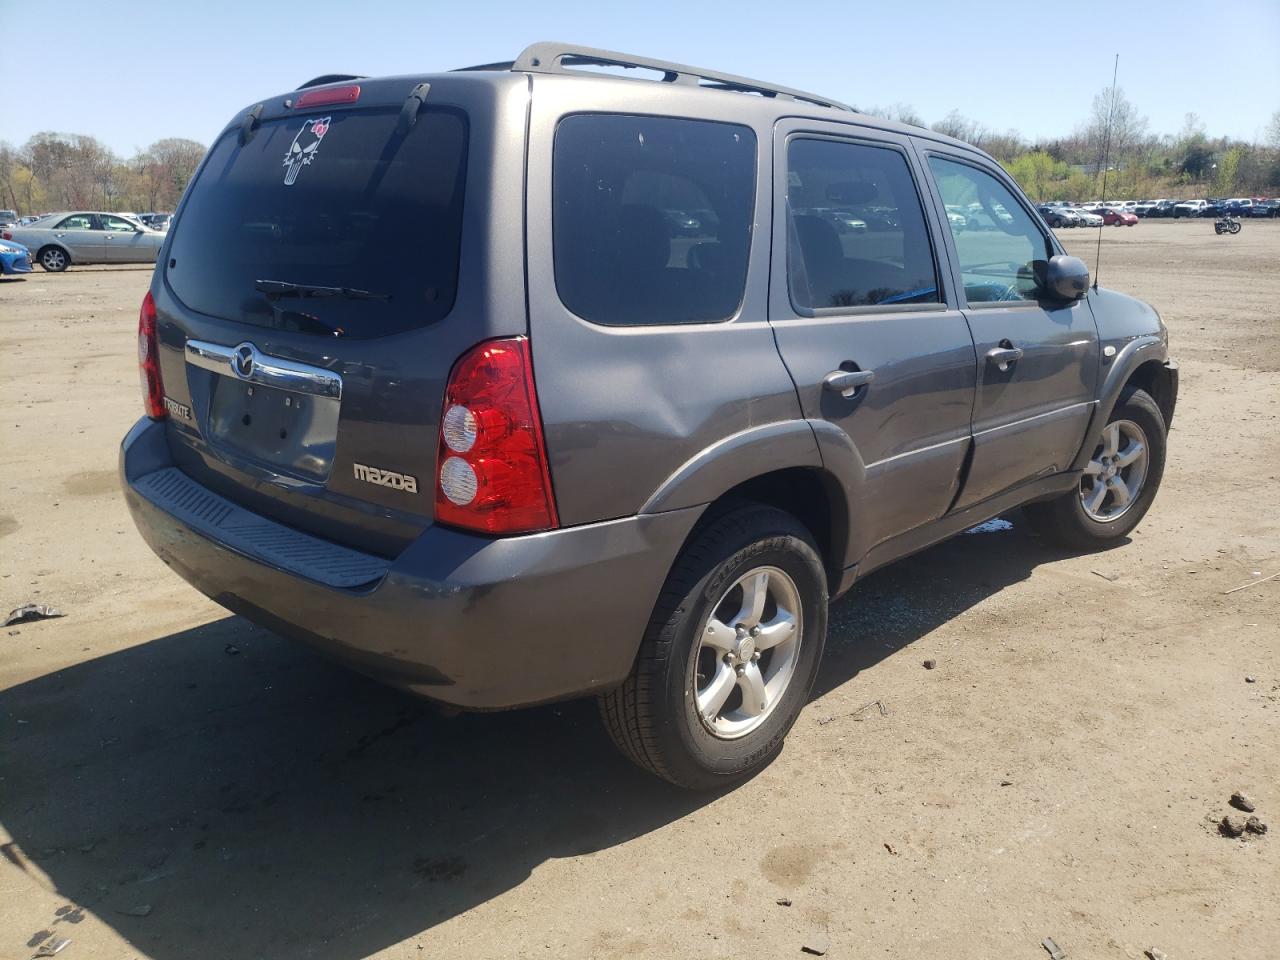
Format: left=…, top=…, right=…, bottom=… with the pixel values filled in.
left=1, top=219, right=1277, bottom=960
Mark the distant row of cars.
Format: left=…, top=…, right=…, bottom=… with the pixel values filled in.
left=1035, top=197, right=1278, bottom=228
left=0, top=210, right=172, bottom=272
left=1037, top=204, right=1132, bottom=228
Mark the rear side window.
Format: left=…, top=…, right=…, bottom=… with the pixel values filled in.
left=167, top=107, right=468, bottom=339
left=553, top=114, right=756, bottom=326
left=928, top=156, right=1054, bottom=305
left=786, top=138, right=940, bottom=311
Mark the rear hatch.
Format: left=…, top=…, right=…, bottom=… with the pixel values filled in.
left=153, top=73, right=528, bottom=556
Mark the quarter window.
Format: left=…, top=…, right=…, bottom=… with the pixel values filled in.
left=927, top=156, right=1054, bottom=305
left=553, top=114, right=757, bottom=326
left=786, top=138, right=940, bottom=310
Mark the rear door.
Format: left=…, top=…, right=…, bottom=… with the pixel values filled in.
left=919, top=147, right=1098, bottom=509
left=768, top=121, right=976, bottom=553
left=51, top=213, right=104, bottom=262
left=151, top=76, right=529, bottom=554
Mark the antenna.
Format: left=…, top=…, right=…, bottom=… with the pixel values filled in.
left=1093, top=53, right=1119, bottom=291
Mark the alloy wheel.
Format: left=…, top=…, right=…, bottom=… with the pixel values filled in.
left=693, top=566, right=802, bottom=739
left=1079, top=419, right=1149, bottom=522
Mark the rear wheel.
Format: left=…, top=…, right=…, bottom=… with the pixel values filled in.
left=38, top=246, right=68, bottom=272
left=1023, top=387, right=1166, bottom=549
left=599, top=504, right=827, bottom=790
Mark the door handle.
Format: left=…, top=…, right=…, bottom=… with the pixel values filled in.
left=822, top=368, right=875, bottom=398
left=985, top=345, right=1024, bottom=372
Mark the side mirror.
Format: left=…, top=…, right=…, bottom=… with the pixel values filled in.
left=1042, top=254, right=1089, bottom=301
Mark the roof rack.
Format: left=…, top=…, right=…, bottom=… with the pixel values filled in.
left=296, top=73, right=367, bottom=90
left=503, top=42, right=853, bottom=112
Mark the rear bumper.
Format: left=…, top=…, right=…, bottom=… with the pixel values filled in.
left=121, top=418, right=701, bottom=709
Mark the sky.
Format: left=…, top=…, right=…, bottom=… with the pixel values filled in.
left=2, top=0, right=1277, bottom=156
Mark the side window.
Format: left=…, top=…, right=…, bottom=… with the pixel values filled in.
left=927, top=156, right=1054, bottom=305
left=553, top=114, right=756, bottom=326
left=56, top=214, right=94, bottom=230
left=100, top=215, right=135, bottom=231
left=786, top=138, right=940, bottom=310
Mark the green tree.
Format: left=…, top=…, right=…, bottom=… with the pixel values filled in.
left=1215, top=147, right=1240, bottom=195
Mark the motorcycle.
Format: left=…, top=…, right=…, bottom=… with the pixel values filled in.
left=1214, top=213, right=1242, bottom=235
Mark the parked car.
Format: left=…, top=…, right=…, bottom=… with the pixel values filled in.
left=1038, top=204, right=1079, bottom=228
left=1173, top=199, right=1208, bottom=218
left=1101, top=209, right=1138, bottom=226
left=1148, top=200, right=1178, bottom=217
left=142, top=213, right=173, bottom=231
left=1249, top=199, right=1279, bottom=218
left=0, top=238, right=32, bottom=275
left=2, top=211, right=166, bottom=271
left=120, top=42, right=1178, bottom=790
left=1072, top=207, right=1104, bottom=227
left=0, top=209, right=18, bottom=228
left=945, top=206, right=968, bottom=231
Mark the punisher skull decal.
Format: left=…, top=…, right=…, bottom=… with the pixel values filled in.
left=282, top=117, right=331, bottom=185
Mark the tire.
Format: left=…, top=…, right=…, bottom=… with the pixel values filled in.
left=1215, top=223, right=1225, bottom=234
left=1229, top=221, right=1241, bottom=235
left=599, top=504, right=828, bottom=790
left=1023, top=387, right=1167, bottom=550
left=38, top=246, right=69, bottom=272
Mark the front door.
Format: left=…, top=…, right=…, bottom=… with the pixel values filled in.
left=98, top=214, right=143, bottom=262
left=768, top=122, right=976, bottom=557
left=921, top=150, right=1098, bottom=509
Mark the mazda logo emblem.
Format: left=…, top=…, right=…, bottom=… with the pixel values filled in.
left=232, top=343, right=256, bottom=379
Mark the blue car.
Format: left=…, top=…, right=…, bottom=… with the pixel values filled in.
left=0, top=238, right=33, bottom=275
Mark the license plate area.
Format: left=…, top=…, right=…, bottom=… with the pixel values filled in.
left=206, top=377, right=339, bottom=482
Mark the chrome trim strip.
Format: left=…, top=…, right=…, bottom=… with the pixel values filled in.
left=185, top=339, right=343, bottom=400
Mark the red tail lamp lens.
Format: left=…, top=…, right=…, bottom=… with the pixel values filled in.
left=435, top=338, right=558, bottom=535
left=138, top=291, right=166, bottom=419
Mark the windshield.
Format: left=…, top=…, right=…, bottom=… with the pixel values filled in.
left=166, top=106, right=468, bottom=339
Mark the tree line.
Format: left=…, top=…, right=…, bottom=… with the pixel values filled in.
left=0, top=133, right=206, bottom=215
left=863, top=93, right=1280, bottom=202
left=3, top=94, right=1278, bottom=216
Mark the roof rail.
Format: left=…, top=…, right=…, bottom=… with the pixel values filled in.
left=509, top=42, right=853, bottom=112
left=296, top=74, right=367, bottom=90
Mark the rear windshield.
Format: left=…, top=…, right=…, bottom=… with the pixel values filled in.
left=167, top=107, right=468, bottom=339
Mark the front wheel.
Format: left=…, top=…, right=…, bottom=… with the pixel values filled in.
left=1023, top=387, right=1167, bottom=550
left=599, top=504, right=828, bottom=790
left=1229, top=221, right=1242, bottom=234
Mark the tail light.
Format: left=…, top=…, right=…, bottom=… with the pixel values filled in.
left=1, top=231, right=11, bottom=240
left=435, top=337, right=558, bottom=535
left=138, top=291, right=167, bottom=419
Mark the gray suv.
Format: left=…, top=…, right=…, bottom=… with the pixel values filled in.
left=121, top=43, right=1177, bottom=789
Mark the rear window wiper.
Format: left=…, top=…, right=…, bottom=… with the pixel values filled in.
left=254, top=279, right=391, bottom=301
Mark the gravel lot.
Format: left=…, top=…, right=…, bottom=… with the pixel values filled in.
left=1, top=220, right=1277, bottom=960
